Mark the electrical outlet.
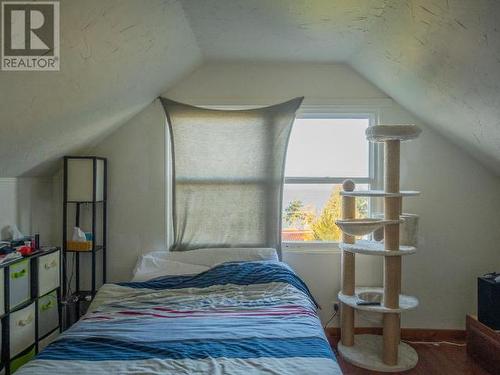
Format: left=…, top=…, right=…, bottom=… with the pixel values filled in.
left=332, top=301, right=340, bottom=313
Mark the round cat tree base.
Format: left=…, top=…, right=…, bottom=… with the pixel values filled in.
left=338, top=334, right=418, bottom=373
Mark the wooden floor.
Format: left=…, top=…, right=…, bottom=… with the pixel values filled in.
left=327, top=333, right=492, bottom=375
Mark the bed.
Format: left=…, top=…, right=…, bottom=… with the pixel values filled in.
left=17, top=252, right=341, bottom=374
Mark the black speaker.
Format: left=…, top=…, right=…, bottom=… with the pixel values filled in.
left=478, top=273, right=500, bottom=330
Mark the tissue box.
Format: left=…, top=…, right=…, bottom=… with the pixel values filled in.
left=66, top=241, right=92, bottom=251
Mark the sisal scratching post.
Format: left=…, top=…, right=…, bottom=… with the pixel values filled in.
left=383, top=140, right=402, bottom=365
left=341, top=179, right=356, bottom=347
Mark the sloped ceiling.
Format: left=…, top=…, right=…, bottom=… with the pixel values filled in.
left=0, top=0, right=202, bottom=177
left=180, top=0, right=500, bottom=175
left=1, top=0, right=499, bottom=176
left=350, top=0, right=500, bottom=174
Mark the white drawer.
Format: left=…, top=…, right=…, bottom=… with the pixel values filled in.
left=9, top=260, right=30, bottom=309
left=38, top=329, right=59, bottom=352
left=38, top=290, right=59, bottom=338
left=10, top=303, right=35, bottom=358
left=38, top=251, right=60, bottom=296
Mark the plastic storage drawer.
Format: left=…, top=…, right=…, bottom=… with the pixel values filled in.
left=10, top=346, right=35, bottom=374
left=38, top=290, right=59, bottom=338
left=38, top=251, right=60, bottom=296
left=9, top=303, right=35, bottom=358
left=9, top=260, right=30, bottom=309
left=38, top=329, right=59, bottom=352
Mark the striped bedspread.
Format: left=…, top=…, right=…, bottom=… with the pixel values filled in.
left=18, top=261, right=341, bottom=374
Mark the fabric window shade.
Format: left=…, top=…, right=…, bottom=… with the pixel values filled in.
left=160, top=97, right=303, bottom=255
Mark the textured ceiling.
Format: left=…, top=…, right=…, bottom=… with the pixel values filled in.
left=351, top=0, right=500, bottom=174
left=0, top=0, right=202, bottom=177
left=181, top=0, right=389, bottom=62
left=181, top=0, right=500, bottom=175
left=2, top=0, right=500, bottom=176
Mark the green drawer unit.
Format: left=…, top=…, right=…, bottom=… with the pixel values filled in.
left=8, top=260, right=30, bottom=310
left=37, top=251, right=60, bottom=297
left=9, top=346, right=35, bottom=374
left=0, top=248, right=61, bottom=375
left=9, top=303, right=35, bottom=359
left=38, top=291, right=59, bottom=338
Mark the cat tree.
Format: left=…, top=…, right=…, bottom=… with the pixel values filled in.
left=336, top=124, right=421, bottom=372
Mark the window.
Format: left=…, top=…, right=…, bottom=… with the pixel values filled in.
left=282, top=114, right=379, bottom=244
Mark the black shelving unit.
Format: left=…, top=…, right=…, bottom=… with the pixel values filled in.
left=62, top=156, right=107, bottom=328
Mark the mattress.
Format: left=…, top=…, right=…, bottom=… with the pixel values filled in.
left=17, top=261, right=341, bottom=374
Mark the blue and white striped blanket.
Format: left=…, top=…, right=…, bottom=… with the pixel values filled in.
left=18, top=261, right=341, bottom=374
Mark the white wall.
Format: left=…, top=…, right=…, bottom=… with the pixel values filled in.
left=88, top=99, right=167, bottom=282
left=0, top=177, right=56, bottom=245
left=0, top=179, right=18, bottom=239
left=89, top=62, right=500, bottom=329
left=167, top=63, right=387, bottom=105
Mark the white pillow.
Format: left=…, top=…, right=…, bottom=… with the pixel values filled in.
left=132, top=257, right=209, bottom=282
left=132, top=248, right=278, bottom=282
left=166, top=247, right=279, bottom=267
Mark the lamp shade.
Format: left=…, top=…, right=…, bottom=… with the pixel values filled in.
left=66, top=157, right=105, bottom=202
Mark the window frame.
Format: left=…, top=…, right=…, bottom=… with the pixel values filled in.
left=282, top=106, right=383, bottom=251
